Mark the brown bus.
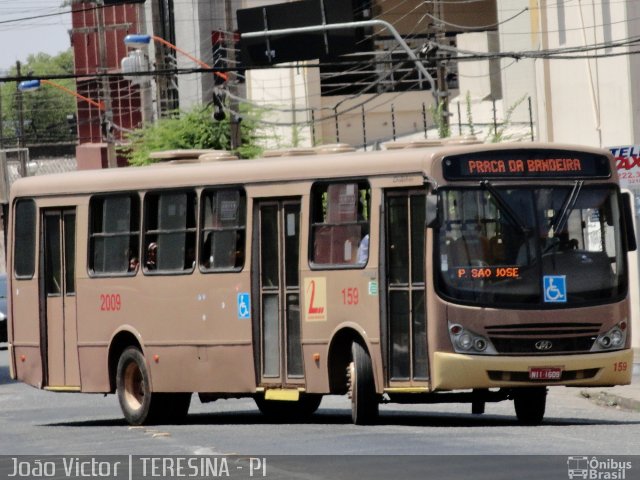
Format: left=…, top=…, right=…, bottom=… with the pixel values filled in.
left=7, top=142, right=636, bottom=426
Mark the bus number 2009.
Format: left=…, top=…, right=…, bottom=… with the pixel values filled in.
left=100, top=294, right=122, bottom=312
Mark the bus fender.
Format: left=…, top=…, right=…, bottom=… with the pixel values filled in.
left=107, top=326, right=147, bottom=393
left=327, top=322, right=382, bottom=394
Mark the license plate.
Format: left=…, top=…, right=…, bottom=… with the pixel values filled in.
left=529, top=367, right=562, bottom=380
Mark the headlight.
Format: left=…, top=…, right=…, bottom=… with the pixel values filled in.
left=449, top=323, right=497, bottom=355
left=591, top=321, right=628, bottom=352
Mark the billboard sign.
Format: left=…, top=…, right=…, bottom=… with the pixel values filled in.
left=609, top=145, right=640, bottom=188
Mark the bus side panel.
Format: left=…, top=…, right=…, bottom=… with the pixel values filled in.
left=11, top=280, right=44, bottom=388
left=77, top=346, right=110, bottom=392
left=146, top=345, right=256, bottom=393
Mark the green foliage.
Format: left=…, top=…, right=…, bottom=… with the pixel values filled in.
left=486, top=95, right=527, bottom=143
left=1, top=50, right=76, bottom=144
left=122, top=104, right=264, bottom=166
left=465, top=91, right=476, bottom=137
left=428, top=100, right=451, bottom=139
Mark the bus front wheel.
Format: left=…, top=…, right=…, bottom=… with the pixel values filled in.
left=348, top=341, right=379, bottom=425
left=513, top=387, right=547, bottom=425
left=116, top=347, right=163, bottom=425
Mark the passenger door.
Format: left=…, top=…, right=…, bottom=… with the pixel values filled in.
left=383, top=190, right=429, bottom=384
left=253, top=199, right=304, bottom=387
left=40, top=208, right=79, bottom=388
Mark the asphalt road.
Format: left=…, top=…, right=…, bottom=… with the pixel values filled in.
left=1, top=347, right=639, bottom=479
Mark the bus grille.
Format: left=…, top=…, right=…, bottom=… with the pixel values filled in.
left=485, top=323, right=601, bottom=354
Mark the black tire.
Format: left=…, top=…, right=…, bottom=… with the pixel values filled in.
left=513, top=387, right=547, bottom=425
left=255, top=394, right=323, bottom=421
left=349, top=341, right=379, bottom=425
left=116, top=347, right=164, bottom=425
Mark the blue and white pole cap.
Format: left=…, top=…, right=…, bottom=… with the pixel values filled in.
left=18, top=79, right=41, bottom=92
left=124, top=34, right=151, bottom=48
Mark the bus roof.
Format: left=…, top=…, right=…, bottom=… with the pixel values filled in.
left=9, top=142, right=617, bottom=199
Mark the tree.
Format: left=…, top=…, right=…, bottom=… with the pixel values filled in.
left=122, top=104, right=264, bottom=166
left=0, top=50, right=76, bottom=145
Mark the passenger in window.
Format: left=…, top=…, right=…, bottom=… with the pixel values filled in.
left=186, top=247, right=196, bottom=269
left=127, top=249, right=139, bottom=273
left=146, top=242, right=158, bottom=270
left=356, top=197, right=369, bottom=265
left=233, top=234, right=245, bottom=269
left=357, top=234, right=369, bottom=265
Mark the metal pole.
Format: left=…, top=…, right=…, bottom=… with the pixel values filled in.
left=225, top=0, right=241, bottom=150
left=422, top=102, right=428, bottom=138
left=528, top=96, right=535, bottom=141
left=241, top=19, right=437, bottom=99
left=136, top=3, right=153, bottom=126
left=457, top=101, right=462, bottom=136
left=96, top=1, right=117, bottom=168
left=435, top=0, right=449, bottom=130
left=334, top=106, right=339, bottom=143
left=492, top=98, right=498, bottom=138
left=310, top=110, right=316, bottom=146
left=391, top=104, right=396, bottom=141
left=361, top=105, right=367, bottom=151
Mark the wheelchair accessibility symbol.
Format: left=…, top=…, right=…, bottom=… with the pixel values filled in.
left=237, top=293, right=251, bottom=319
left=543, top=275, right=567, bottom=303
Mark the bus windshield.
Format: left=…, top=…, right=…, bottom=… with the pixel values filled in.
left=436, top=185, right=627, bottom=307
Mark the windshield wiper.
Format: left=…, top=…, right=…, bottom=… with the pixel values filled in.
left=549, top=180, right=583, bottom=235
left=480, top=180, right=529, bottom=235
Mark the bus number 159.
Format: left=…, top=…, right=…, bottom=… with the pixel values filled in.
left=341, top=288, right=359, bottom=305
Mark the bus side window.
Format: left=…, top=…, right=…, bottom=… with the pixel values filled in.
left=143, top=190, right=197, bottom=273
left=199, top=189, right=246, bottom=272
left=310, top=181, right=370, bottom=267
left=14, top=199, right=37, bottom=278
left=89, top=194, right=140, bottom=276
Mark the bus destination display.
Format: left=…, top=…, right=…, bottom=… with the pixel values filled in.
left=442, top=149, right=611, bottom=180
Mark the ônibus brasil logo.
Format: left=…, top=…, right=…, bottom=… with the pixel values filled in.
left=567, top=457, right=632, bottom=480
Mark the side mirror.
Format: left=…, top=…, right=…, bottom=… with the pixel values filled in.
left=425, top=193, right=439, bottom=228
left=621, top=192, right=637, bottom=252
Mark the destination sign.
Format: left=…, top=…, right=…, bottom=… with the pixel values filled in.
left=442, top=149, right=611, bottom=180
left=454, top=266, right=520, bottom=280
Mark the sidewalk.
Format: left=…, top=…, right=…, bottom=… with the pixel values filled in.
left=579, top=364, right=640, bottom=412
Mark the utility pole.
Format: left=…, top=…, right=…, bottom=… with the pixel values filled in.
left=224, top=0, right=241, bottom=150
left=434, top=0, right=449, bottom=132
left=15, top=61, right=27, bottom=177
left=96, top=1, right=117, bottom=168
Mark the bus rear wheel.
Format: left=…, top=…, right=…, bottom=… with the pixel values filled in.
left=116, top=347, right=164, bottom=425
left=513, top=387, right=547, bottom=425
left=348, top=341, right=379, bottom=425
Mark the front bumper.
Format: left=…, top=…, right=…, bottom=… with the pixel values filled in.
left=432, top=349, right=633, bottom=390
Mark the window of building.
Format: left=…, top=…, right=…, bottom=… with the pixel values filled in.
left=89, top=194, right=140, bottom=275
left=14, top=199, right=36, bottom=278
left=144, top=190, right=197, bottom=273
left=199, top=188, right=246, bottom=272
left=310, top=181, right=370, bottom=267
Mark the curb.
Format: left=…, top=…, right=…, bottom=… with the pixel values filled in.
left=580, top=390, right=640, bottom=412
